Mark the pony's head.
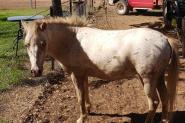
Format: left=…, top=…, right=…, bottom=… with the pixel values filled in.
left=22, top=16, right=87, bottom=77
left=22, top=21, right=47, bottom=77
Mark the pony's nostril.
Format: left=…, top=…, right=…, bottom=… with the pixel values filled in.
left=31, top=70, right=34, bottom=73
left=31, top=70, right=37, bottom=76
left=31, top=69, right=42, bottom=77
left=31, top=70, right=36, bottom=76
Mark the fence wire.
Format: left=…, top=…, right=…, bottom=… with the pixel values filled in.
left=0, top=0, right=97, bottom=35
left=0, top=8, right=50, bottom=34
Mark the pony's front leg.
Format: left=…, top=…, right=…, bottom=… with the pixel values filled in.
left=71, top=73, right=88, bottom=123
left=84, top=77, right=91, bottom=114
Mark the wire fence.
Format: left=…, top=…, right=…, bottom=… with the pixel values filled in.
left=0, top=8, right=50, bottom=34
left=0, top=0, right=74, bottom=34
left=0, top=0, right=103, bottom=37
left=0, top=8, right=51, bottom=56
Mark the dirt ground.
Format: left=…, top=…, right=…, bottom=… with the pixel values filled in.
left=0, top=5, right=185, bottom=123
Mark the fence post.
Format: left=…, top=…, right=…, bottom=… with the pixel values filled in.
left=51, top=0, right=63, bottom=16
left=86, top=0, right=94, bottom=14
left=73, top=0, right=86, bottom=16
left=70, top=0, right=73, bottom=15
left=34, top=0, right=36, bottom=9
left=29, top=0, right=33, bottom=8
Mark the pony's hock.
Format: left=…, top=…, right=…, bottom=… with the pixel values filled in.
left=22, top=16, right=178, bottom=123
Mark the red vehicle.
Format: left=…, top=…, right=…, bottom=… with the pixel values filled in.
left=109, top=0, right=163, bottom=15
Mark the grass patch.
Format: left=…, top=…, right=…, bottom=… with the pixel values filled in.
left=0, top=118, right=9, bottom=123
left=0, top=8, right=49, bottom=90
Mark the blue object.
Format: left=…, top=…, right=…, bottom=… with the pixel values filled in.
left=7, top=15, right=44, bottom=22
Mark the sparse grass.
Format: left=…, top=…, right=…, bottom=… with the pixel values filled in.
left=0, top=118, right=10, bottom=123
left=0, top=8, right=49, bottom=90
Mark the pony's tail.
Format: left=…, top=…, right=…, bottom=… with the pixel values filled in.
left=167, top=38, right=179, bottom=118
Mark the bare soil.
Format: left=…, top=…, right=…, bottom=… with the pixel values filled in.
left=0, top=6, right=185, bottom=123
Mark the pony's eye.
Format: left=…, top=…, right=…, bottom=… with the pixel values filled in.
left=40, top=41, right=46, bottom=47
left=25, top=43, right=30, bottom=48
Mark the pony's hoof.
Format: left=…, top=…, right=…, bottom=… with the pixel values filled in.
left=77, top=118, right=84, bottom=123
left=160, top=119, right=169, bottom=123
left=77, top=115, right=87, bottom=123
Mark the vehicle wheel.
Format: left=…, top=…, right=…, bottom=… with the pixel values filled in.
left=116, top=0, right=129, bottom=15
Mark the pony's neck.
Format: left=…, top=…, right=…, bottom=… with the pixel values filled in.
left=46, top=25, right=79, bottom=63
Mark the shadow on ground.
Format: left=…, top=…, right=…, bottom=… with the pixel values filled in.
left=90, top=111, right=185, bottom=123
left=21, top=71, right=65, bottom=87
left=129, top=11, right=163, bottom=17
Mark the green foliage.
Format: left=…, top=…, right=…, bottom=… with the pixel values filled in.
left=0, top=8, right=49, bottom=90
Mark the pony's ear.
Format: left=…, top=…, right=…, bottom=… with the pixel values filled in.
left=21, top=21, right=28, bottom=30
left=39, top=22, right=47, bottom=31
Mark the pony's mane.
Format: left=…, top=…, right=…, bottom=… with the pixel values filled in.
left=35, top=16, right=88, bottom=27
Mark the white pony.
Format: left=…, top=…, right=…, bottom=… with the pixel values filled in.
left=22, top=16, right=178, bottom=123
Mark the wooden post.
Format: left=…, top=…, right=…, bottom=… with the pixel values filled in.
left=34, top=0, right=36, bottom=9
left=51, top=0, right=63, bottom=16
left=70, top=0, right=73, bottom=15
left=85, top=0, right=88, bottom=16
left=86, top=0, right=94, bottom=14
left=73, top=0, right=86, bottom=16
left=29, top=0, right=33, bottom=8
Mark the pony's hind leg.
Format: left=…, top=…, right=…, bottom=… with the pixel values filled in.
left=157, top=74, right=169, bottom=123
left=141, top=76, right=160, bottom=123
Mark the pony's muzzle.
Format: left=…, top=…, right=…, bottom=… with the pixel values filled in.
left=31, top=69, right=43, bottom=77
